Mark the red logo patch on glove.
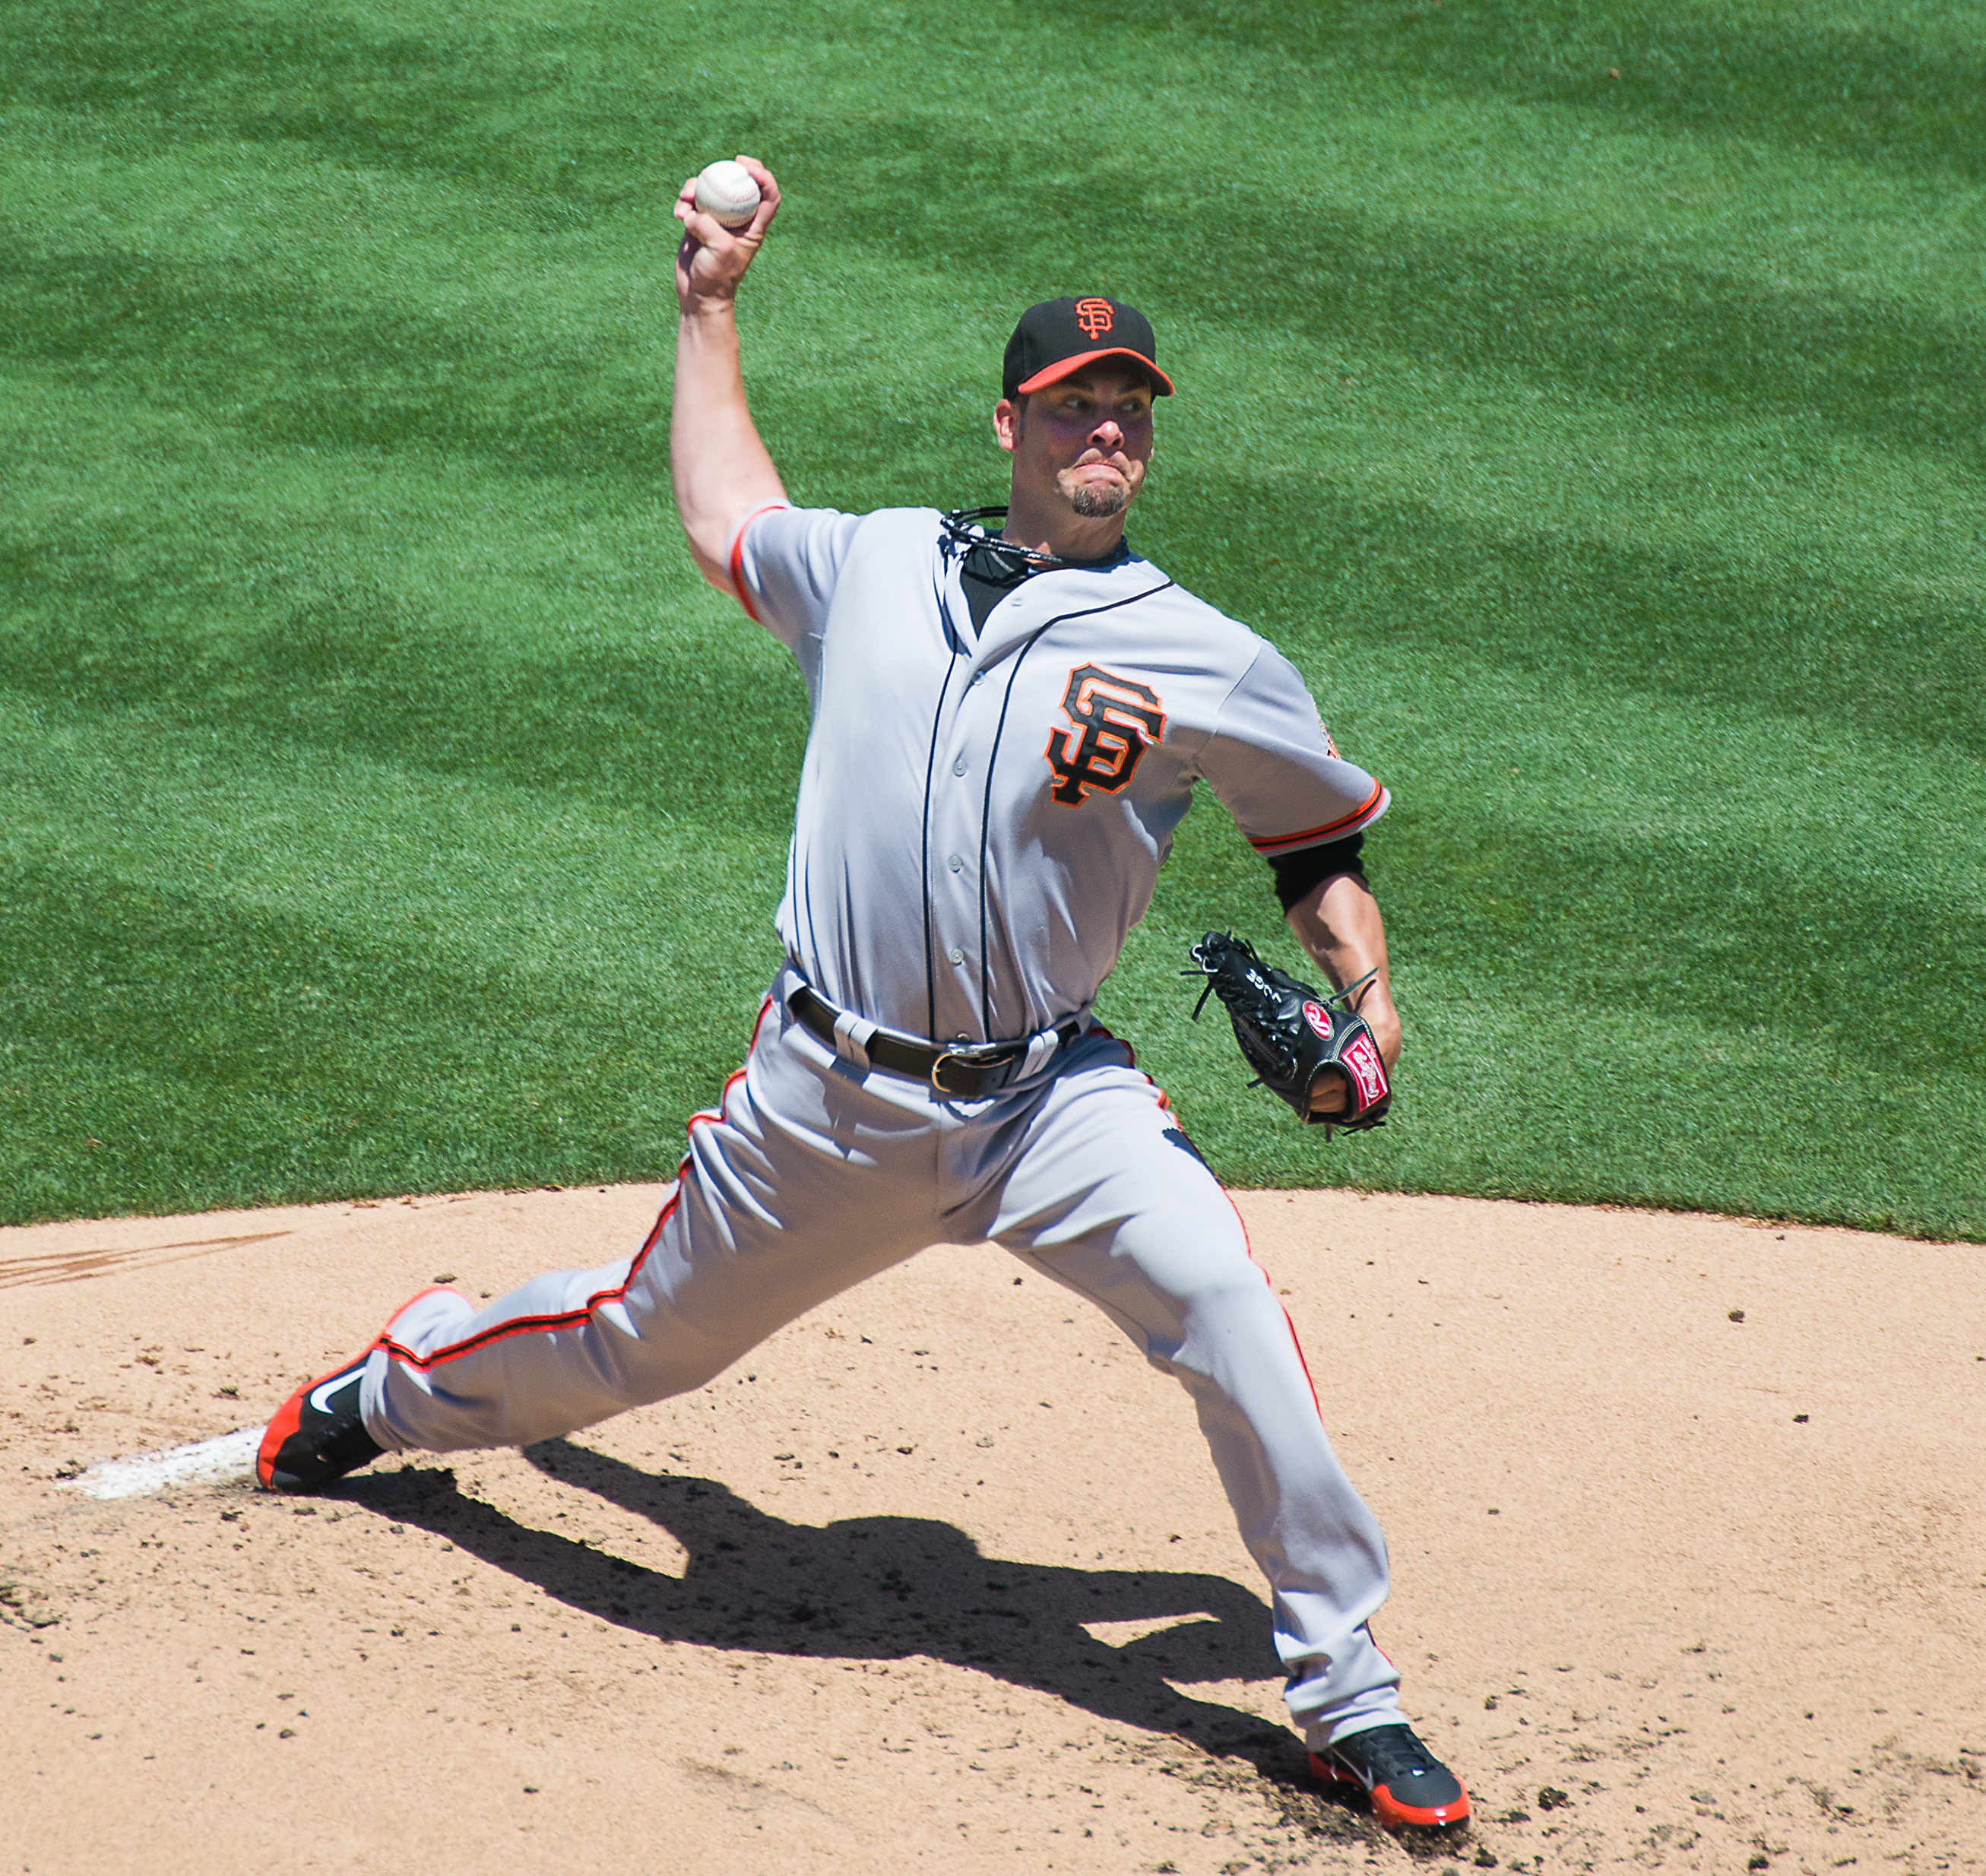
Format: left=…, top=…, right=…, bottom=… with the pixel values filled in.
left=1340, top=1031, right=1389, bottom=1107
left=1183, top=931, right=1392, bottom=1135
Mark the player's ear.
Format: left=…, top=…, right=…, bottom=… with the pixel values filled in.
left=993, top=395, right=1024, bottom=454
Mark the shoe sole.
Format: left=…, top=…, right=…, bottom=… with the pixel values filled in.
left=256, top=1285, right=466, bottom=1492
left=1308, top=1751, right=1471, bottom=1830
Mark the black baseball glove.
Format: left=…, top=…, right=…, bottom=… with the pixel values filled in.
left=1183, top=931, right=1392, bottom=1132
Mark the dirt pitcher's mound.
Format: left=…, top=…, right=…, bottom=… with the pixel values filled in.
left=2, top=1186, right=1981, bottom=1874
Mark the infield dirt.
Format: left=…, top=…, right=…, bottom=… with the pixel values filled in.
left=2, top=1186, right=1981, bottom=1874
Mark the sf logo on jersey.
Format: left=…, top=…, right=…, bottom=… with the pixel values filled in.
left=1045, top=664, right=1167, bottom=805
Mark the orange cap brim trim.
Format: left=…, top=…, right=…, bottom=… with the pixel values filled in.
left=1015, top=348, right=1175, bottom=397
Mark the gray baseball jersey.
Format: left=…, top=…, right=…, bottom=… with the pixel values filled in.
left=730, top=502, right=1389, bottom=1044
left=350, top=497, right=1414, bottom=1757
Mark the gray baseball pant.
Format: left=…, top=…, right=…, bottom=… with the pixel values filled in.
left=359, top=974, right=1403, bottom=1745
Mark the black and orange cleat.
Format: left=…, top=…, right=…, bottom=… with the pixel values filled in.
left=1310, top=1722, right=1471, bottom=1830
left=257, top=1354, right=383, bottom=1493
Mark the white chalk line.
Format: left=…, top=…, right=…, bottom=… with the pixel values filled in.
left=67, top=1427, right=263, bottom=1500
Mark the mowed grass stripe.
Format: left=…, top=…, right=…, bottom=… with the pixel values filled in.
left=8, top=337, right=1980, bottom=775
left=8, top=401, right=1976, bottom=908
left=6, top=652, right=1975, bottom=1237
left=1, top=0, right=1979, bottom=1234
left=0, top=708, right=789, bottom=990
left=9, top=822, right=1974, bottom=1237
left=11, top=7, right=1986, bottom=463
left=1117, top=0, right=1986, bottom=185
left=0, top=715, right=787, bottom=1220
left=0, top=860, right=747, bottom=1223
left=11, top=100, right=1980, bottom=770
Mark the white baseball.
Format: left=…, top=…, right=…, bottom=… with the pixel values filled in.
left=694, top=159, right=762, bottom=230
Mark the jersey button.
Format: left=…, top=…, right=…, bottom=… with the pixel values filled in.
left=947, top=854, right=963, bottom=872
left=952, top=756, right=968, bottom=775
left=948, top=948, right=964, bottom=965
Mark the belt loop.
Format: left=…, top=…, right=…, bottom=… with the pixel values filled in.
left=831, top=1008, right=879, bottom=1073
left=1018, top=1025, right=1061, bottom=1080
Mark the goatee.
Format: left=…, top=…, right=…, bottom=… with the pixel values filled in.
left=1069, top=481, right=1130, bottom=520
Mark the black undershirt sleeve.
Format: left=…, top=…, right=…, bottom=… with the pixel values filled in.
left=1269, top=833, right=1366, bottom=913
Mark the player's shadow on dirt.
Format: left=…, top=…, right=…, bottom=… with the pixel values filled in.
left=344, top=1437, right=1361, bottom=1803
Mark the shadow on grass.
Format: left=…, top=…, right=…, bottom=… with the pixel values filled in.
left=338, top=1438, right=1426, bottom=1847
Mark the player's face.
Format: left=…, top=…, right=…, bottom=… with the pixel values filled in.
left=996, top=365, right=1156, bottom=521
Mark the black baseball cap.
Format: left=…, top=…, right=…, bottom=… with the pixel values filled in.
left=1003, top=296, right=1175, bottom=400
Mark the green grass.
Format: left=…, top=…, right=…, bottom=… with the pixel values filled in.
left=2, top=0, right=1981, bottom=1238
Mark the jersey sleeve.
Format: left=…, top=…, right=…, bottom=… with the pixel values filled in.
left=1198, top=643, right=1390, bottom=859
left=726, top=503, right=863, bottom=649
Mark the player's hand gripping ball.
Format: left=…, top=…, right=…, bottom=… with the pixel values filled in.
left=695, top=159, right=762, bottom=230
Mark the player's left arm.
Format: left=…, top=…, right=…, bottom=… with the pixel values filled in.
left=1193, top=638, right=1398, bottom=1117
left=1284, top=870, right=1400, bottom=1117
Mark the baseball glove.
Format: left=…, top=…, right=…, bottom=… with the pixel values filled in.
left=1183, top=931, right=1392, bottom=1133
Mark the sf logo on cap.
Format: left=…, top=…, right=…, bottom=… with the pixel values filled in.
left=1074, top=297, right=1115, bottom=339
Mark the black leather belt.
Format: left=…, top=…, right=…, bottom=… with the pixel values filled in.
left=787, top=984, right=1079, bottom=1098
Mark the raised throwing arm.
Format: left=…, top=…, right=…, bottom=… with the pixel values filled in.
left=670, top=155, right=787, bottom=590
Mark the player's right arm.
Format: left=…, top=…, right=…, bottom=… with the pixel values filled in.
left=670, top=155, right=787, bottom=590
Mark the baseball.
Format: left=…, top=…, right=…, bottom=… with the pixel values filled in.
left=695, top=159, right=762, bottom=230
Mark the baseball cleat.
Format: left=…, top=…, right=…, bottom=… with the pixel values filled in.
left=1310, top=1722, right=1471, bottom=1829
left=257, top=1353, right=383, bottom=1493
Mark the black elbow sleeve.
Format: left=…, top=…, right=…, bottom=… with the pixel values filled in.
left=1268, top=833, right=1366, bottom=913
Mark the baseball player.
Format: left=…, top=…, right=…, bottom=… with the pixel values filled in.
left=258, top=156, right=1469, bottom=1830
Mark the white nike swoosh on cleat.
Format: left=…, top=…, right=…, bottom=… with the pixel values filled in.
left=309, top=1371, right=362, bottom=1415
